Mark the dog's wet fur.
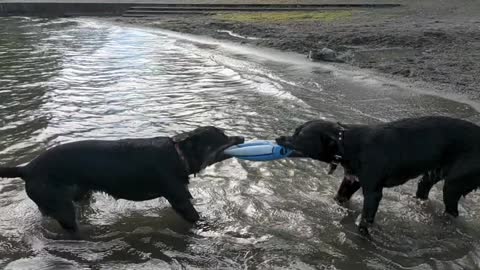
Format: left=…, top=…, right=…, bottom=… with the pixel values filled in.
left=0, top=126, right=243, bottom=236
left=277, top=116, right=480, bottom=235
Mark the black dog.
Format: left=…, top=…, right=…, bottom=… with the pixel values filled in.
left=0, top=126, right=243, bottom=234
left=276, top=116, right=480, bottom=235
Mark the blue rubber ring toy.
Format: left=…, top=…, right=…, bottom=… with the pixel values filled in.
left=224, top=141, right=293, bottom=161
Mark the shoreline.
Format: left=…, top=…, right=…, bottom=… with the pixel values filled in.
left=118, top=1, right=480, bottom=101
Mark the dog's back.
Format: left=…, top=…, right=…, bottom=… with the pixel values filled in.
left=22, top=137, right=186, bottom=197
left=357, top=116, right=480, bottom=185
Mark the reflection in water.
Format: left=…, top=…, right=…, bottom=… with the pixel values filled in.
left=1, top=17, right=480, bottom=269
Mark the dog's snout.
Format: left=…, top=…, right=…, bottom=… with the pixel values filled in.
left=232, top=136, right=245, bottom=144
left=276, top=136, right=288, bottom=144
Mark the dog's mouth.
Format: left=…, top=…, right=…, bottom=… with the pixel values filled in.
left=216, top=136, right=245, bottom=160
left=276, top=136, right=294, bottom=148
left=275, top=136, right=305, bottom=157
left=201, top=136, right=245, bottom=169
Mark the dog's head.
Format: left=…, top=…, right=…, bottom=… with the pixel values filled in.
left=173, top=126, right=244, bottom=174
left=276, top=120, right=342, bottom=162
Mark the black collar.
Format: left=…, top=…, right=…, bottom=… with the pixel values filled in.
left=174, top=142, right=191, bottom=175
left=328, top=124, right=346, bottom=175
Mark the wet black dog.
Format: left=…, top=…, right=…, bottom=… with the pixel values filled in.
left=276, top=116, right=480, bottom=235
left=0, top=126, right=243, bottom=234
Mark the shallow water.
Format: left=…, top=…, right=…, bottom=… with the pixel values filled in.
left=1, top=17, right=480, bottom=269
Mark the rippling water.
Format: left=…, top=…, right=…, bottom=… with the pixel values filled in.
left=1, top=17, right=480, bottom=269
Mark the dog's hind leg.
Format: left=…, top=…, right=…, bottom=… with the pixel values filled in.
left=443, top=179, right=463, bottom=217
left=443, top=175, right=479, bottom=217
left=50, top=201, right=79, bottom=234
left=442, top=160, right=480, bottom=217
left=416, top=169, right=443, bottom=200
left=26, top=181, right=79, bottom=234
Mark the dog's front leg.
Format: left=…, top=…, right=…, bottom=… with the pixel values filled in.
left=358, top=185, right=383, bottom=236
left=172, top=199, right=200, bottom=223
left=416, top=169, right=443, bottom=200
left=334, top=175, right=361, bottom=204
left=166, top=195, right=200, bottom=223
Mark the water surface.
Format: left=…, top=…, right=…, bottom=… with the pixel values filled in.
left=1, top=17, right=480, bottom=269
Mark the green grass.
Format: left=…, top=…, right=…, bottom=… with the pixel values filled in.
left=215, top=11, right=353, bottom=23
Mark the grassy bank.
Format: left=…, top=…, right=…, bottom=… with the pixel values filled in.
left=215, top=10, right=353, bottom=23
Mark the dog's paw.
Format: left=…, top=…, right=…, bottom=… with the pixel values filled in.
left=66, top=232, right=85, bottom=241
left=444, top=209, right=459, bottom=219
left=194, top=218, right=213, bottom=231
left=358, top=225, right=370, bottom=237
left=334, top=194, right=349, bottom=205
left=358, top=220, right=372, bottom=238
left=414, top=197, right=429, bottom=205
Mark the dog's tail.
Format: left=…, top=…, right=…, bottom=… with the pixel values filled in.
left=0, top=166, right=24, bottom=179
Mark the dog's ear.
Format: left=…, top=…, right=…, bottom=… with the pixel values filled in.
left=173, top=129, right=204, bottom=147
left=323, top=122, right=344, bottom=158
left=172, top=130, right=191, bottom=143
left=175, top=131, right=202, bottom=152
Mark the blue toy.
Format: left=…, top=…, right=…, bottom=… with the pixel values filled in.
left=224, top=141, right=293, bottom=161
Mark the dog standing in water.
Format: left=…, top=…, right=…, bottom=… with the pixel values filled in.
left=0, top=126, right=243, bottom=236
left=277, top=116, right=480, bottom=235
